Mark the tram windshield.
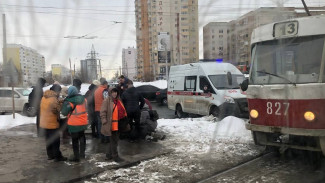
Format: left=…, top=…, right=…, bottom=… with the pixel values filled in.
left=250, top=35, right=325, bottom=85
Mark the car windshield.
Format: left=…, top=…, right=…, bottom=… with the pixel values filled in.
left=250, top=35, right=325, bottom=85
left=16, top=89, right=31, bottom=96
left=208, top=74, right=245, bottom=89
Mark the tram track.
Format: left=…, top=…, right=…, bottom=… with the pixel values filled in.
left=196, top=152, right=273, bottom=183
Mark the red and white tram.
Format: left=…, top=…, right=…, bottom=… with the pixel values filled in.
left=242, top=15, right=325, bottom=155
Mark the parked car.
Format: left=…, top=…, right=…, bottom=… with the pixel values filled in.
left=0, top=87, right=31, bottom=115
left=135, top=85, right=160, bottom=101
left=156, top=88, right=167, bottom=105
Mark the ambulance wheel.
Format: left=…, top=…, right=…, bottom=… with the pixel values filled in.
left=176, top=105, right=187, bottom=118
left=210, top=106, right=220, bottom=118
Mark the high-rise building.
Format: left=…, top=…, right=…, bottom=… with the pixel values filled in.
left=135, top=0, right=199, bottom=81
left=203, top=22, right=229, bottom=61
left=3, top=44, right=45, bottom=86
left=122, top=47, right=137, bottom=80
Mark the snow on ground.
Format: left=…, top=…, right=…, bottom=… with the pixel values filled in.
left=157, top=116, right=252, bottom=154
left=90, top=116, right=260, bottom=182
left=0, top=114, right=36, bottom=130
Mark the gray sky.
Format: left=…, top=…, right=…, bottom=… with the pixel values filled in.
left=1, top=0, right=324, bottom=79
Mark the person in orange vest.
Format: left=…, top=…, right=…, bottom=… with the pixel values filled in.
left=100, top=88, right=127, bottom=163
left=61, top=86, right=88, bottom=162
left=94, top=78, right=109, bottom=143
left=40, top=84, right=67, bottom=162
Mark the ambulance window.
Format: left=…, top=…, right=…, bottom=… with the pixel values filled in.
left=184, top=76, right=196, bottom=91
left=199, top=76, right=209, bottom=90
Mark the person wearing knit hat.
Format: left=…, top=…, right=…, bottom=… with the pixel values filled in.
left=50, top=84, right=62, bottom=93
left=40, top=84, right=67, bottom=162
left=61, top=86, right=88, bottom=162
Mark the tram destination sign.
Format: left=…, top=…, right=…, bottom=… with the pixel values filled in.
left=273, top=21, right=298, bottom=38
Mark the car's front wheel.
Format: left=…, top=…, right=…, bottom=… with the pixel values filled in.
left=23, top=103, right=36, bottom=117
left=176, top=104, right=187, bottom=118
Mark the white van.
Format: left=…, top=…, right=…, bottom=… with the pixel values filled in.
left=167, top=62, right=248, bottom=118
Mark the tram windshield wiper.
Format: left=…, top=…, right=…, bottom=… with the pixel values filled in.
left=256, top=70, right=296, bottom=86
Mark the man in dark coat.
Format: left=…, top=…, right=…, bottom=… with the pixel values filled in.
left=29, top=78, right=46, bottom=136
left=84, top=83, right=98, bottom=138
left=117, top=75, right=129, bottom=95
left=121, top=80, right=145, bottom=140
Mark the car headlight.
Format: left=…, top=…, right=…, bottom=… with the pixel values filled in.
left=224, top=96, right=235, bottom=103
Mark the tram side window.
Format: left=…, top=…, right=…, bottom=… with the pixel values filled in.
left=184, top=76, right=196, bottom=91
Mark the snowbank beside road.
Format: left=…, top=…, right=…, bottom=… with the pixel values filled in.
left=157, top=116, right=252, bottom=154
left=0, top=114, right=36, bottom=130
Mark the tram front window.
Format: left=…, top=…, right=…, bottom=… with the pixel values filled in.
left=250, top=35, right=325, bottom=85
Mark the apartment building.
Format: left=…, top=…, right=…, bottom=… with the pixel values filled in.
left=203, top=22, right=229, bottom=61
left=122, top=47, right=137, bottom=80
left=135, top=0, right=199, bottom=81
left=4, top=44, right=45, bottom=86
left=204, top=7, right=325, bottom=72
left=51, top=64, right=71, bottom=81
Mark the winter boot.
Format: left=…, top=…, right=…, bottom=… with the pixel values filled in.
left=113, top=156, right=124, bottom=163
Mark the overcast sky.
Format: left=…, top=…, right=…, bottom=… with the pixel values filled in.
left=0, top=0, right=324, bottom=79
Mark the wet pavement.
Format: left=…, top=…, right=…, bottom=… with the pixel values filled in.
left=0, top=124, right=171, bottom=183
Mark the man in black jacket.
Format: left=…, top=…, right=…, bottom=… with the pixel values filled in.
left=28, top=78, right=46, bottom=136
left=121, top=80, right=145, bottom=140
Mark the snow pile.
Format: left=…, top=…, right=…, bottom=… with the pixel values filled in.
left=215, top=116, right=251, bottom=137
left=0, top=114, right=36, bottom=130
left=157, top=116, right=252, bottom=153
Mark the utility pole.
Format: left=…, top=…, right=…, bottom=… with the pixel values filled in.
left=119, top=66, right=122, bottom=76
left=69, top=58, right=73, bottom=84
left=3, top=14, right=7, bottom=68
left=74, top=63, right=75, bottom=79
left=301, top=0, right=311, bottom=16
left=3, top=14, right=15, bottom=119
left=99, top=59, right=102, bottom=78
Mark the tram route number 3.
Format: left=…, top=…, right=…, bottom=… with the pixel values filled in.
left=274, top=21, right=298, bottom=37
left=266, top=102, right=290, bottom=115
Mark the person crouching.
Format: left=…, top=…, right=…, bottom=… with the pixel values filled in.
left=100, top=88, right=127, bottom=163
left=61, top=86, right=88, bottom=162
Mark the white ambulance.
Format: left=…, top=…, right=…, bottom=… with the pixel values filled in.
left=167, top=62, right=248, bottom=118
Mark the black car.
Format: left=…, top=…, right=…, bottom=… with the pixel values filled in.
left=155, top=88, right=167, bottom=105
left=135, top=85, right=160, bottom=101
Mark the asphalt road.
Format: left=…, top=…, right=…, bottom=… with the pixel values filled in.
left=150, top=102, right=175, bottom=119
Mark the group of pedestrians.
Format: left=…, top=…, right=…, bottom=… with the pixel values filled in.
left=30, top=76, right=157, bottom=163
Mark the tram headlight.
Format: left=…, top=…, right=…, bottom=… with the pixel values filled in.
left=304, top=111, right=315, bottom=122
left=250, top=109, right=259, bottom=119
